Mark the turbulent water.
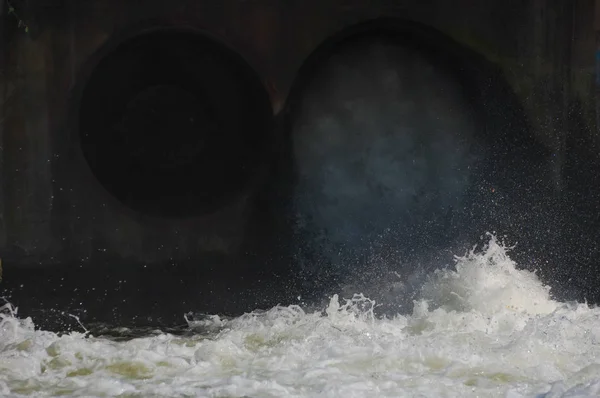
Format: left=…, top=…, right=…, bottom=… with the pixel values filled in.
left=1, top=236, right=600, bottom=397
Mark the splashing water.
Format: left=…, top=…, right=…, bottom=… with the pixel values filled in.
left=1, top=235, right=600, bottom=397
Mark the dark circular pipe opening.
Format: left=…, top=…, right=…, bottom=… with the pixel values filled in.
left=281, top=19, right=554, bottom=308
left=288, top=28, right=479, bottom=262
left=77, top=28, right=273, bottom=218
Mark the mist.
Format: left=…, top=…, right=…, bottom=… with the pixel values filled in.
left=289, top=39, right=486, bottom=310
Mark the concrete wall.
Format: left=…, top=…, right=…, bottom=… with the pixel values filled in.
left=1, top=0, right=599, bottom=327
left=0, top=0, right=595, bottom=267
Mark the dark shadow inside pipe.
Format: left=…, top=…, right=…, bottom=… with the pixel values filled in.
left=77, top=28, right=272, bottom=218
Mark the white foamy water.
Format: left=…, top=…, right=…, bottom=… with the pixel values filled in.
left=2, top=235, right=600, bottom=397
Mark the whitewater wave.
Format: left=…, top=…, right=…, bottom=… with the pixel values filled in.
left=1, top=235, right=600, bottom=397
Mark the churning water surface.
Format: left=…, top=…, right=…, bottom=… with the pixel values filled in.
left=1, top=235, right=600, bottom=397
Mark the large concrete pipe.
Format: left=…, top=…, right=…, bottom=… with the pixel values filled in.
left=280, top=21, right=558, bottom=313
left=76, top=27, right=272, bottom=218
left=1, top=1, right=599, bottom=331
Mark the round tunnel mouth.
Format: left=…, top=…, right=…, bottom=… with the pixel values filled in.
left=282, top=19, right=551, bottom=294
left=284, top=22, right=486, bottom=226
left=77, top=27, right=273, bottom=218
